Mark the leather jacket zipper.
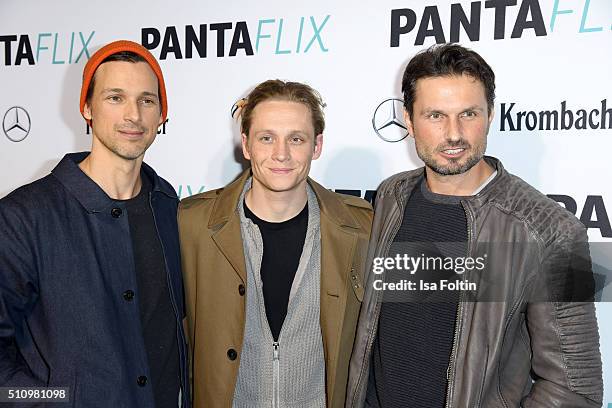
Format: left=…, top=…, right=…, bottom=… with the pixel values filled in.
left=445, top=201, right=474, bottom=408
left=350, top=185, right=405, bottom=407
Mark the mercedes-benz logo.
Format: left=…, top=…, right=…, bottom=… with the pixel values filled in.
left=3, top=106, right=31, bottom=142
left=372, top=98, right=408, bottom=143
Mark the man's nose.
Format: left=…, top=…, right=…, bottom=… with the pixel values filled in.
left=272, top=139, right=290, bottom=162
left=123, top=99, right=141, bottom=123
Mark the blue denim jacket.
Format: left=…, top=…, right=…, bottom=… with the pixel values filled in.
left=0, top=152, right=190, bottom=407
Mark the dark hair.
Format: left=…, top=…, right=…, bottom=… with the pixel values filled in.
left=401, top=44, right=495, bottom=118
left=85, top=51, right=149, bottom=105
left=239, top=79, right=325, bottom=136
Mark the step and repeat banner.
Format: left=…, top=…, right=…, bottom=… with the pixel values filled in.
left=1, top=0, right=611, bottom=403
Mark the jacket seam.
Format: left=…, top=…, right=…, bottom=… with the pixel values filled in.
left=551, top=302, right=574, bottom=394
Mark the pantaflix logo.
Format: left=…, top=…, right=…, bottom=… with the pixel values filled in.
left=390, top=0, right=609, bottom=46
left=141, top=15, right=331, bottom=59
left=0, top=32, right=95, bottom=66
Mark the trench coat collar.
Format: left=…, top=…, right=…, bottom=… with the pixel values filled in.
left=208, top=168, right=361, bottom=230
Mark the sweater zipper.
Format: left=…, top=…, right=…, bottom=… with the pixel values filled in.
left=445, top=201, right=473, bottom=408
left=272, top=341, right=280, bottom=408
left=250, top=219, right=284, bottom=408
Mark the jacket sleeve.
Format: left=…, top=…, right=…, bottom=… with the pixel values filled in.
left=522, top=224, right=603, bottom=408
left=0, top=199, right=43, bottom=387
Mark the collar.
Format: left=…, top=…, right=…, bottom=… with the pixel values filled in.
left=51, top=151, right=176, bottom=213
left=396, top=156, right=507, bottom=199
left=208, top=168, right=361, bottom=230
left=468, top=156, right=507, bottom=200
left=472, top=170, right=498, bottom=195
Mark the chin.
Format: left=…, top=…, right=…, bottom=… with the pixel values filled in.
left=112, top=148, right=146, bottom=161
left=259, top=178, right=301, bottom=193
left=268, top=184, right=300, bottom=193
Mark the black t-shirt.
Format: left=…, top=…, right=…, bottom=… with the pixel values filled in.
left=244, top=201, right=308, bottom=341
left=123, top=174, right=180, bottom=408
left=367, top=179, right=467, bottom=408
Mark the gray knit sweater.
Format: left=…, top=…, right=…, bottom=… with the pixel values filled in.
left=233, top=179, right=326, bottom=408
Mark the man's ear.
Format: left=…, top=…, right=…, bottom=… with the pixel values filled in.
left=83, top=102, right=93, bottom=121
left=312, top=134, right=323, bottom=160
left=403, top=109, right=414, bottom=138
left=241, top=133, right=251, bottom=161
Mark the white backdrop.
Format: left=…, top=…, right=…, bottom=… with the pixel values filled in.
left=1, top=0, right=611, bottom=404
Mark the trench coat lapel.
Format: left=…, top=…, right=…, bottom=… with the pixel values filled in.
left=209, top=170, right=251, bottom=283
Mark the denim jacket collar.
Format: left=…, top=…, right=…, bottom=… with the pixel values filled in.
left=51, top=151, right=176, bottom=213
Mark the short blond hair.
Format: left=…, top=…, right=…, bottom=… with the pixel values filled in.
left=239, top=79, right=325, bottom=136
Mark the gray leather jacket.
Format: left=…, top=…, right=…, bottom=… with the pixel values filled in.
left=346, top=157, right=603, bottom=408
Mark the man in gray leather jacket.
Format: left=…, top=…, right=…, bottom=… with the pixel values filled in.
left=346, top=44, right=603, bottom=407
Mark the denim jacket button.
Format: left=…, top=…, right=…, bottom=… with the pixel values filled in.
left=123, top=290, right=134, bottom=301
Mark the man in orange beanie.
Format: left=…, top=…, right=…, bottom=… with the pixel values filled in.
left=0, top=40, right=189, bottom=407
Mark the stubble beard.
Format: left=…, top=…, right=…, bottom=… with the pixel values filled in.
left=416, top=137, right=487, bottom=176
left=95, top=127, right=154, bottom=161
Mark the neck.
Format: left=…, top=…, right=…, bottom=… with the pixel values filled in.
left=79, top=143, right=144, bottom=200
left=425, top=159, right=494, bottom=196
left=245, top=178, right=308, bottom=222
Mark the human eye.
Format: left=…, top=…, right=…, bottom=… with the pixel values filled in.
left=427, top=112, right=443, bottom=120
left=290, top=136, right=304, bottom=144
left=259, top=134, right=273, bottom=143
left=461, top=110, right=477, bottom=118
left=140, top=97, right=157, bottom=106
left=107, top=94, right=122, bottom=103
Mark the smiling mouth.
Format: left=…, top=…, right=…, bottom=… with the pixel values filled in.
left=438, top=146, right=470, bottom=158
left=118, top=129, right=145, bottom=138
left=442, top=148, right=465, bottom=154
left=269, top=168, right=293, bottom=174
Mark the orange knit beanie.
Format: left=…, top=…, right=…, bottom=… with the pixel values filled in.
left=79, top=40, right=167, bottom=124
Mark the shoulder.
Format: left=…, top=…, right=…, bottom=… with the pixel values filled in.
left=0, top=175, right=63, bottom=234
left=488, top=172, right=585, bottom=246
left=154, top=174, right=179, bottom=198
left=326, top=191, right=373, bottom=233
left=179, top=187, right=223, bottom=211
left=177, top=187, right=227, bottom=234
left=377, top=168, right=423, bottom=197
left=336, top=193, right=372, bottom=212
left=1, top=175, right=62, bottom=213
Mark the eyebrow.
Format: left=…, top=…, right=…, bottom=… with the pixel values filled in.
left=254, top=129, right=310, bottom=136
left=141, top=91, right=159, bottom=99
left=101, top=88, right=159, bottom=98
left=421, top=105, right=485, bottom=114
left=461, top=105, right=485, bottom=112
left=101, top=88, right=125, bottom=94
